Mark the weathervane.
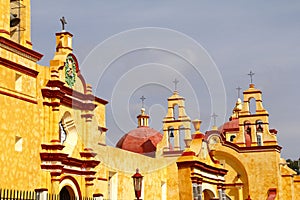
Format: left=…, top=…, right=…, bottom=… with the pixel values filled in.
left=248, top=70, right=255, bottom=84
left=140, top=95, right=146, bottom=108
left=236, top=86, right=242, bottom=98
left=60, top=16, right=67, bottom=31
left=173, top=78, right=179, bottom=91
left=211, top=112, right=218, bottom=127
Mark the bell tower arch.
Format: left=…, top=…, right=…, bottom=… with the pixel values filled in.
left=162, top=90, right=191, bottom=152
left=1, top=0, right=32, bottom=48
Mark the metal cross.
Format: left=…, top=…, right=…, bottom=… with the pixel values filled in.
left=60, top=16, right=67, bottom=31
left=211, top=112, right=218, bottom=127
left=236, top=86, right=242, bottom=98
left=248, top=70, right=255, bottom=84
left=173, top=78, right=179, bottom=91
left=140, top=95, right=146, bottom=108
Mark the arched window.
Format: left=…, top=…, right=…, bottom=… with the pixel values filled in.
left=173, top=104, right=179, bottom=120
left=244, top=121, right=252, bottom=147
left=249, top=98, right=256, bottom=114
left=168, top=127, right=174, bottom=150
left=179, top=126, right=185, bottom=149
left=256, top=120, right=263, bottom=133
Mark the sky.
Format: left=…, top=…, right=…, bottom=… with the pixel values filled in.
left=31, top=1, right=300, bottom=160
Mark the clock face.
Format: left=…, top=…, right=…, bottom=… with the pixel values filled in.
left=65, top=55, right=76, bottom=87
left=208, top=135, right=220, bottom=150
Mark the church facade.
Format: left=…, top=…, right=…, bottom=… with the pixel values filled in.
left=0, top=0, right=299, bottom=199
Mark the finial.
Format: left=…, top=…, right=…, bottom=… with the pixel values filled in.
left=60, top=16, right=67, bottom=31
left=140, top=95, right=146, bottom=108
left=247, top=70, right=255, bottom=84
left=192, top=119, right=202, bottom=132
left=173, top=78, right=179, bottom=91
left=236, top=86, right=242, bottom=98
left=211, top=112, right=218, bottom=128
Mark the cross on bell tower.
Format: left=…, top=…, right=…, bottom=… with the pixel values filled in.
left=60, top=16, right=67, bottom=31
left=236, top=86, right=242, bottom=98
left=248, top=70, right=255, bottom=84
left=140, top=95, right=146, bottom=108
left=211, top=112, right=218, bottom=130
left=173, top=78, right=179, bottom=91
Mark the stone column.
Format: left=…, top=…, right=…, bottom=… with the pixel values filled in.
left=197, top=184, right=202, bottom=200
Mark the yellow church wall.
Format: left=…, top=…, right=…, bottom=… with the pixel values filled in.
left=294, top=176, right=300, bottom=200
left=91, top=145, right=180, bottom=200
left=0, top=94, right=43, bottom=190
left=214, top=144, right=282, bottom=199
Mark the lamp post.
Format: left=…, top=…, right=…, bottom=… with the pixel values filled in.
left=132, top=168, right=143, bottom=200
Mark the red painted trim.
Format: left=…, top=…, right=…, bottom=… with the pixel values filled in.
left=34, top=188, right=48, bottom=192
left=243, top=90, right=262, bottom=94
left=0, top=57, right=39, bottom=77
left=192, top=133, right=205, bottom=139
left=85, top=177, right=96, bottom=182
left=56, top=32, right=74, bottom=37
left=42, top=80, right=108, bottom=110
left=98, top=126, right=108, bottom=132
left=239, top=113, right=269, bottom=118
left=269, top=129, right=278, bottom=134
left=26, top=40, right=32, bottom=46
left=0, top=36, right=43, bottom=61
left=60, top=176, right=82, bottom=199
left=0, top=29, right=10, bottom=35
left=168, top=97, right=185, bottom=101
left=97, top=177, right=108, bottom=181
left=182, top=151, right=196, bottom=156
left=80, top=151, right=97, bottom=158
left=41, top=143, right=65, bottom=150
left=93, top=193, right=103, bottom=197
left=177, top=160, right=227, bottom=175
left=0, top=89, right=37, bottom=104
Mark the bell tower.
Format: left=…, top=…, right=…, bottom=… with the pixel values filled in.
left=235, top=81, right=278, bottom=147
left=161, top=90, right=191, bottom=152
left=0, top=0, right=32, bottom=48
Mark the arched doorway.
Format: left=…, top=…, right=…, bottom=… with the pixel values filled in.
left=202, top=189, right=215, bottom=200
left=60, top=186, right=75, bottom=200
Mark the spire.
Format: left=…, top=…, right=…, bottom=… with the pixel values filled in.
left=137, top=96, right=149, bottom=127
left=230, top=86, right=243, bottom=120
left=230, top=98, right=242, bottom=120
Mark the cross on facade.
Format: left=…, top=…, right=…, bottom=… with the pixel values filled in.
left=140, top=95, right=146, bottom=108
left=60, top=16, right=67, bottom=31
left=173, top=78, right=179, bottom=91
left=248, top=70, right=255, bottom=84
left=211, top=112, right=218, bottom=127
left=236, top=86, right=242, bottom=98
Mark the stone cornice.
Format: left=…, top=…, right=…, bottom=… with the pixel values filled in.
left=0, top=36, right=43, bottom=62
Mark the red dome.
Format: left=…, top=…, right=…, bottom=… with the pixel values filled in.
left=218, top=118, right=239, bottom=133
left=116, top=127, right=163, bottom=155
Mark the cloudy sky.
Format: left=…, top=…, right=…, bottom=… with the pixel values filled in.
left=31, top=1, right=300, bottom=159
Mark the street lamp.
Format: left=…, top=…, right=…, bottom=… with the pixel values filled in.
left=132, top=168, right=143, bottom=200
